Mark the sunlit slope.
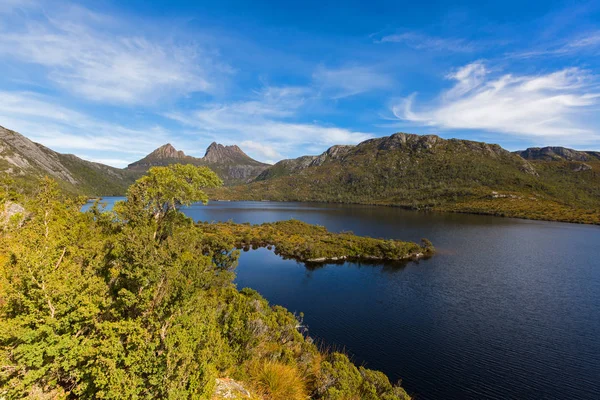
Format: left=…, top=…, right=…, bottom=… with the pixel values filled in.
left=209, top=133, right=600, bottom=224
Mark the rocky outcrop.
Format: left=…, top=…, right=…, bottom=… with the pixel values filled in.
left=127, top=144, right=193, bottom=170
left=375, top=132, right=441, bottom=151
left=572, top=163, right=593, bottom=172
left=0, top=125, right=134, bottom=195
left=309, top=145, right=354, bottom=167
left=1, top=201, right=25, bottom=227
left=212, top=378, right=255, bottom=399
left=517, top=147, right=600, bottom=162
left=148, top=143, right=186, bottom=160
left=0, top=125, right=77, bottom=184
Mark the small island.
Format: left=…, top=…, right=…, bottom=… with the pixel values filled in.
left=198, top=219, right=434, bottom=264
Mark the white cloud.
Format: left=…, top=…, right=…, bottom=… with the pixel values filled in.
left=568, top=31, right=600, bottom=49
left=83, top=157, right=131, bottom=168
left=165, top=85, right=372, bottom=159
left=376, top=32, right=475, bottom=52
left=240, top=141, right=282, bottom=163
left=0, top=3, right=224, bottom=105
left=507, top=30, right=600, bottom=59
left=312, top=66, right=393, bottom=98
left=394, top=63, right=600, bottom=144
left=444, top=62, right=487, bottom=99
left=0, top=91, right=174, bottom=165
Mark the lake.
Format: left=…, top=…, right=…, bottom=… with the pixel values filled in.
left=86, top=198, right=600, bottom=400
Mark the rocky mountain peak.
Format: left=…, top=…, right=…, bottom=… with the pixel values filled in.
left=377, top=133, right=441, bottom=151
left=203, top=142, right=250, bottom=164
left=126, top=140, right=269, bottom=183
left=148, top=143, right=186, bottom=159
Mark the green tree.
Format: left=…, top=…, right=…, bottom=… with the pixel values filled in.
left=117, top=164, right=222, bottom=236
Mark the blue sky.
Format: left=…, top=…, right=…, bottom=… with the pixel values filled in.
left=1, top=0, right=599, bottom=166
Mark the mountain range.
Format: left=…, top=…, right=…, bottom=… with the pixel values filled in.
left=1, top=124, right=598, bottom=224
left=127, top=142, right=270, bottom=185
left=211, top=133, right=600, bottom=224
left=0, top=125, right=269, bottom=195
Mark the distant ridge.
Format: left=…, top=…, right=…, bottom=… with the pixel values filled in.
left=516, top=146, right=600, bottom=162
left=3, top=122, right=600, bottom=224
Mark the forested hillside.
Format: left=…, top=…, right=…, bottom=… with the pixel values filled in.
left=210, top=133, right=600, bottom=224
left=0, top=166, right=417, bottom=399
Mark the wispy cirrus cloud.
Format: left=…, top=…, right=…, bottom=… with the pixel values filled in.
left=165, top=85, right=372, bottom=159
left=240, top=141, right=282, bottom=164
left=0, top=3, right=228, bottom=105
left=394, top=62, right=600, bottom=145
left=312, top=65, right=394, bottom=99
left=507, top=30, right=600, bottom=59
left=0, top=0, right=37, bottom=13
left=374, top=31, right=476, bottom=53
left=0, top=91, right=174, bottom=166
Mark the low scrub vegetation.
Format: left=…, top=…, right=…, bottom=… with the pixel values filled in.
left=197, top=219, right=434, bottom=264
left=0, top=166, right=414, bottom=399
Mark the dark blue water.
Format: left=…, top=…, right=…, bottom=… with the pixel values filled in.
left=86, top=199, right=600, bottom=400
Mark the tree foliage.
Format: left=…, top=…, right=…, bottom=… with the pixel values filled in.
left=0, top=166, right=413, bottom=399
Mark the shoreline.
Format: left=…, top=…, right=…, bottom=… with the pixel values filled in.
left=206, top=197, right=600, bottom=226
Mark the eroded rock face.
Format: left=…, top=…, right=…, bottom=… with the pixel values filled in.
left=203, top=142, right=256, bottom=164
left=0, top=125, right=77, bottom=184
left=127, top=144, right=192, bottom=169
left=310, top=145, right=355, bottom=167
left=127, top=142, right=270, bottom=185
left=212, top=378, right=254, bottom=399
left=519, top=160, right=539, bottom=177
left=1, top=125, right=135, bottom=195
left=376, top=133, right=441, bottom=151
left=1, top=201, right=25, bottom=226
left=149, top=144, right=187, bottom=160
left=572, top=163, right=593, bottom=172
left=517, top=147, right=600, bottom=162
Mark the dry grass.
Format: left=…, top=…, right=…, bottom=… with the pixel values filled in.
left=249, top=360, right=307, bottom=400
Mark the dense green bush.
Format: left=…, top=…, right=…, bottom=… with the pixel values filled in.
left=197, top=219, right=434, bottom=264
left=0, top=167, right=413, bottom=399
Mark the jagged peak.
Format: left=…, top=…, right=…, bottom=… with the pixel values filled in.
left=148, top=143, right=186, bottom=159
left=203, top=142, right=251, bottom=163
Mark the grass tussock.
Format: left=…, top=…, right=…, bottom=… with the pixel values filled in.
left=249, top=360, right=307, bottom=400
